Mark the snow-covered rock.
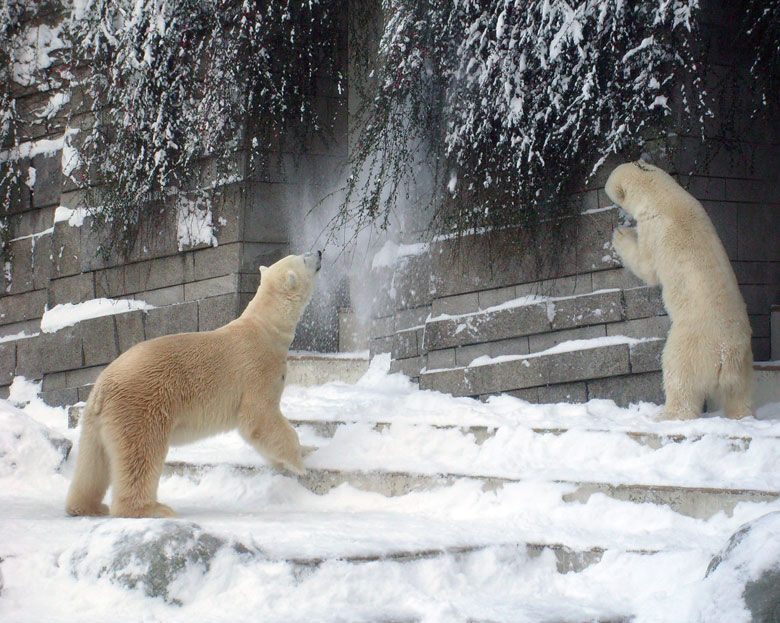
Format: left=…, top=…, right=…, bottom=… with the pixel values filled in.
left=67, top=520, right=257, bottom=605
left=700, top=511, right=780, bottom=623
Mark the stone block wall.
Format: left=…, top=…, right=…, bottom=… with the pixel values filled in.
left=0, top=4, right=348, bottom=405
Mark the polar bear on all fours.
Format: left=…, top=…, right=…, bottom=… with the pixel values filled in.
left=606, top=161, right=753, bottom=421
left=65, top=252, right=321, bottom=518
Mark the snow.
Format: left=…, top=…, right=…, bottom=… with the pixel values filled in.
left=40, top=298, right=155, bottom=334
left=53, top=205, right=87, bottom=227
left=176, top=201, right=218, bottom=251
left=0, top=355, right=778, bottom=622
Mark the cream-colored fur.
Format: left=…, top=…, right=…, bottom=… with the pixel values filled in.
left=66, top=252, right=321, bottom=518
left=606, top=161, right=753, bottom=420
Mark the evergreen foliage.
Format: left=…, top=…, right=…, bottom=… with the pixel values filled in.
left=345, top=0, right=707, bottom=243
left=73, top=0, right=344, bottom=257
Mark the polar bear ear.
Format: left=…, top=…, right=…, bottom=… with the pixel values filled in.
left=286, top=270, right=299, bottom=288
left=259, top=265, right=268, bottom=274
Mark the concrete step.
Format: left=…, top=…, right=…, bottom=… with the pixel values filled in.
left=755, top=362, right=780, bottom=408
left=163, top=461, right=779, bottom=520
left=286, top=351, right=369, bottom=386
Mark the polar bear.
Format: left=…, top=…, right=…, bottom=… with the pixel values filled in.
left=66, top=251, right=321, bottom=518
left=606, top=161, right=753, bottom=420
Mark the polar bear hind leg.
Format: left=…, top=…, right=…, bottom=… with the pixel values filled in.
left=718, top=346, right=754, bottom=419
left=65, top=405, right=111, bottom=517
left=102, top=410, right=176, bottom=518
left=659, top=326, right=715, bottom=420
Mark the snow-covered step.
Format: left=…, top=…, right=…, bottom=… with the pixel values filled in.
left=163, top=462, right=779, bottom=520
left=289, top=418, right=772, bottom=450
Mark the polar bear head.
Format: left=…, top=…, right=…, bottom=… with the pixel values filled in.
left=259, top=251, right=322, bottom=310
left=239, top=252, right=321, bottom=330
left=605, top=160, right=679, bottom=222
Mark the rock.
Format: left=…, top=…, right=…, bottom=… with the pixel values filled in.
left=704, top=511, right=780, bottom=622
left=68, top=520, right=256, bottom=605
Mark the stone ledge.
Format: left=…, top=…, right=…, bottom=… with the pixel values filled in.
left=420, top=342, right=632, bottom=397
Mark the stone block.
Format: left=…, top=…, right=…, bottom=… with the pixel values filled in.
left=454, top=336, right=529, bottom=367
left=623, top=286, right=666, bottom=320
left=394, top=254, right=433, bottom=310
left=591, top=268, right=646, bottom=291
left=587, top=371, right=664, bottom=407
left=143, top=302, right=198, bottom=340
left=41, top=387, right=79, bottom=408
left=431, top=292, right=480, bottom=317
left=31, top=151, right=62, bottom=208
left=528, top=324, right=606, bottom=354
left=244, top=183, right=291, bottom=243
left=48, top=272, right=95, bottom=306
left=702, top=202, right=738, bottom=258
left=752, top=337, right=770, bottom=362
left=394, top=306, right=429, bottom=333
left=517, top=273, right=595, bottom=298
left=192, top=244, right=241, bottom=281
left=370, top=316, right=394, bottom=340
left=606, top=315, right=670, bottom=340
left=239, top=272, right=261, bottom=294
left=772, top=306, right=779, bottom=360
left=421, top=342, right=631, bottom=397
left=740, top=284, right=776, bottom=315
left=391, top=328, right=418, bottom=360
left=538, top=381, right=588, bottom=404
left=210, top=183, right=243, bottom=245
left=551, top=289, right=622, bottom=330
left=65, top=365, right=106, bottom=388
left=7, top=238, right=35, bottom=294
left=0, top=342, right=16, bottom=385
left=198, top=294, right=239, bottom=332
left=241, top=242, right=286, bottom=274
left=369, top=335, right=392, bottom=356
left=135, top=285, right=184, bottom=307
left=77, top=385, right=94, bottom=402
left=115, top=310, right=146, bottom=354
left=426, top=347, right=456, bottom=370
left=80, top=315, right=118, bottom=367
left=575, top=208, right=621, bottom=273
left=629, top=338, right=665, bottom=373
left=51, top=220, right=82, bottom=278
left=738, top=205, right=780, bottom=262
left=16, top=327, right=82, bottom=377
left=424, top=302, right=550, bottom=351
left=32, top=232, right=55, bottom=290
left=478, top=286, right=518, bottom=310
left=0, top=289, right=47, bottom=325
left=389, top=355, right=425, bottom=380
left=184, top=274, right=239, bottom=301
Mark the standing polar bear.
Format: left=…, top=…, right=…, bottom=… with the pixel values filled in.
left=66, top=252, right=321, bottom=518
left=606, top=161, right=753, bottom=420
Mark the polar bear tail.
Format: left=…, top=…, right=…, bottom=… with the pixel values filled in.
left=65, top=388, right=111, bottom=516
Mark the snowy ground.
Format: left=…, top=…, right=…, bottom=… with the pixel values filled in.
left=1, top=355, right=779, bottom=623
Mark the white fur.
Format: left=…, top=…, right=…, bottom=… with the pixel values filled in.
left=606, top=161, right=753, bottom=420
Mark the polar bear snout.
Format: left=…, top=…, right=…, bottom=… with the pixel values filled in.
left=304, top=250, right=322, bottom=273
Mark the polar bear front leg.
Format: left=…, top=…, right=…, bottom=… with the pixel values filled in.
left=612, top=227, right=660, bottom=287
left=238, top=401, right=306, bottom=475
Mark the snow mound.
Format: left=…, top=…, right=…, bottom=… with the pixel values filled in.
left=66, top=520, right=258, bottom=606
left=0, top=401, right=71, bottom=479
